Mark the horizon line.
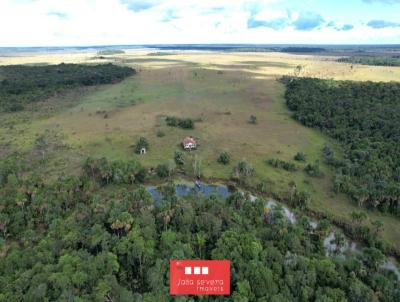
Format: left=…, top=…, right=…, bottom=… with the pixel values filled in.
left=1, top=43, right=400, bottom=48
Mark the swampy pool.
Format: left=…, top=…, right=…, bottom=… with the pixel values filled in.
left=147, top=183, right=231, bottom=203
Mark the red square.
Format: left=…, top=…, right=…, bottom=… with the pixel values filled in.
left=170, top=260, right=230, bottom=295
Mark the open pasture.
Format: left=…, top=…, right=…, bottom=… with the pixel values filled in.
left=1, top=49, right=400, bottom=247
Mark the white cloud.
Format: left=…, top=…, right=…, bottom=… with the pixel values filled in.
left=290, top=11, right=300, bottom=22
left=253, top=9, right=287, bottom=21
left=0, top=0, right=398, bottom=46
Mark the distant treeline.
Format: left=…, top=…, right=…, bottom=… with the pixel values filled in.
left=0, top=63, right=135, bottom=112
left=338, top=56, right=400, bottom=67
left=283, top=77, right=400, bottom=216
left=226, top=47, right=325, bottom=53
left=147, top=52, right=175, bottom=56
left=97, top=49, right=125, bottom=55
left=152, top=45, right=326, bottom=53
left=280, top=47, right=326, bottom=53
left=226, top=48, right=277, bottom=52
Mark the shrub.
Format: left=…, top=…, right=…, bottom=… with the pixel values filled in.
left=165, top=116, right=178, bottom=127
left=156, top=164, right=169, bottom=178
left=156, top=130, right=165, bottom=137
left=174, top=151, right=185, bottom=166
left=134, top=137, right=149, bottom=154
left=290, top=190, right=311, bottom=210
left=294, top=152, right=306, bottom=162
left=322, top=145, right=335, bottom=163
left=249, top=115, right=257, bottom=124
left=218, top=152, right=230, bottom=165
left=232, top=159, right=254, bottom=183
left=267, top=159, right=297, bottom=172
left=166, top=116, right=194, bottom=129
left=178, top=118, right=194, bottom=129
left=236, top=160, right=254, bottom=176
left=257, top=182, right=269, bottom=193
left=304, top=161, right=323, bottom=177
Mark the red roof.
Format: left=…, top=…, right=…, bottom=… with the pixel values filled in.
left=183, top=137, right=196, bottom=145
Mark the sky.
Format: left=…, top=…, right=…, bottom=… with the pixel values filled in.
left=0, top=0, right=399, bottom=46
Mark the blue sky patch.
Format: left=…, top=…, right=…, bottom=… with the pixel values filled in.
left=367, top=19, right=400, bottom=28
left=247, top=17, right=288, bottom=30
left=122, top=0, right=160, bottom=12
left=293, top=12, right=324, bottom=31
left=337, top=24, right=354, bottom=31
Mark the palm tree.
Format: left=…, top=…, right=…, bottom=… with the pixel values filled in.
left=158, top=208, right=174, bottom=231
left=333, top=232, right=346, bottom=254
left=110, top=212, right=133, bottom=237
left=196, top=232, right=207, bottom=259
left=350, top=211, right=367, bottom=226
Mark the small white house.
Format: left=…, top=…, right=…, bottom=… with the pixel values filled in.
left=183, top=137, right=197, bottom=150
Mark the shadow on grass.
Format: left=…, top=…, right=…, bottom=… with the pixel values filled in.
left=239, top=61, right=295, bottom=68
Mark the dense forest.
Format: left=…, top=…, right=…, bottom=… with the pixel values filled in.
left=337, top=56, right=400, bottom=67
left=283, top=77, right=400, bottom=215
left=0, top=63, right=135, bottom=112
left=0, top=156, right=399, bottom=301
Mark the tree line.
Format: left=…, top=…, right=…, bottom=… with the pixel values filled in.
left=0, top=63, right=135, bottom=112
left=283, top=77, right=400, bottom=216
left=337, top=56, right=400, bottom=67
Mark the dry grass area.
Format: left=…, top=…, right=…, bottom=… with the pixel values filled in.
left=1, top=49, right=400, bottom=247
left=2, top=49, right=400, bottom=81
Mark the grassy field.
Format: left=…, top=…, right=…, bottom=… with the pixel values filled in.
left=1, top=50, right=400, bottom=248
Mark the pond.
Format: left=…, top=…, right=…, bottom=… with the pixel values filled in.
left=146, top=183, right=231, bottom=203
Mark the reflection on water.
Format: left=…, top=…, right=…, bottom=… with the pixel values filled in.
left=323, top=232, right=358, bottom=256
left=146, top=187, right=163, bottom=203
left=323, top=232, right=399, bottom=280
left=146, top=183, right=230, bottom=203
left=265, top=199, right=297, bottom=224
left=382, top=261, right=400, bottom=280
